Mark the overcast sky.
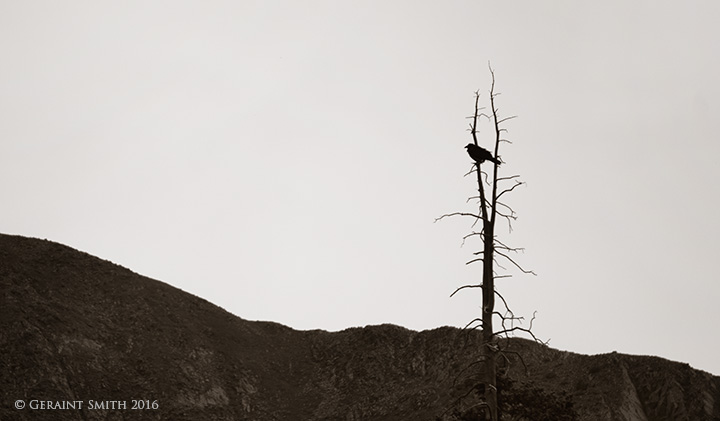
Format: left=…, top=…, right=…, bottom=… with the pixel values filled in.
left=2, top=1, right=719, bottom=375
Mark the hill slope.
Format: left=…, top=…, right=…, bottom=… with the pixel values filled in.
left=1, top=234, right=718, bottom=420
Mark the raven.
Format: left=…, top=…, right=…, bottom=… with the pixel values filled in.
left=465, top=143, right=500, bottom=165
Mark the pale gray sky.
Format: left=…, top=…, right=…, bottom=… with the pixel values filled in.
left=2, top=1, right=719, bottom=375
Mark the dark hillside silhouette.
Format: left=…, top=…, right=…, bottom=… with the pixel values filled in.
left=1, top=234, right=718, bottom=420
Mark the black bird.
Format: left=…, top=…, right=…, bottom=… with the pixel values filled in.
left=465, top=143, right=500, bottom=165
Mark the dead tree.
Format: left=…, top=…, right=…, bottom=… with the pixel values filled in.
left=437, top=66, right=541, bottom=421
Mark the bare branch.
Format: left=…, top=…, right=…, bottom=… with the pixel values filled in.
left=497, top=115, right=517, bottom=124
left=494, top=200, right=515, bottom=213
left=494, top=243, right=523, bottom=253
left=529, top=310, right=539, bottom=332
left=461, top=231, right=484, bottom=248
left=492, top=256, right=508, bottom=271
left=495, top=208, right=515, bottom=216
left=496, top=175, right=521, bottom=183
left=466, top=257, right=484, bottom=265
left=468, top=114, right=491, bottom=121
left=495, top=310, right=525, bottom=334
left=462, top=317, right=483, bottom=330
left=481, top=169, right=491, bottom=186
left=434, top=212, right=481, bottom=223
left=463, top=165, right=477, bottom=178
left=461, top=230, right=485, bottom=248
left=465, top=167, right=491, bottom=186
left=471, top=92, right=481, bottom=146
left=494, top=289, right=513, bottom=315
left=494, top=238, right=524, bottom=253
left=495, top=180, right=524, bottom=201
left=497, top=215, right=515, bottom=233
left=493, top=202, right=518, bottom=232
left=495, top=311, right=522, bottom=322
left=450, top=284, right=483, bottom=298
left=495, top=209, right=516, bottom=220
left=494, top=249, right=536, bottom=275
left=493, top=326, right=547, bottom=345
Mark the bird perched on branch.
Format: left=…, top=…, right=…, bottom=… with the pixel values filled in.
left=465, top=143, right=501, bottom=165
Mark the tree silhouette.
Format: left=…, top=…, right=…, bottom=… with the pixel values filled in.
left=437, top=66, right=542, bottom=421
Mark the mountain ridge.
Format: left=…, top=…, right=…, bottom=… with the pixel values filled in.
left=1, top=233, right=718, bottom=420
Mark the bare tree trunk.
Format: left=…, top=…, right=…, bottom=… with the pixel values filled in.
left=468, top=81, right=499, bottom=420
left=482, top=223, right=497, bottom=420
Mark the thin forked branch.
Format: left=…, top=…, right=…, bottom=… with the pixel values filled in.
left=494, top=238, right=524, bottom=253
left=495, top=180, right=524, bottom=201
left=494, top=249, right=536, bottom=275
